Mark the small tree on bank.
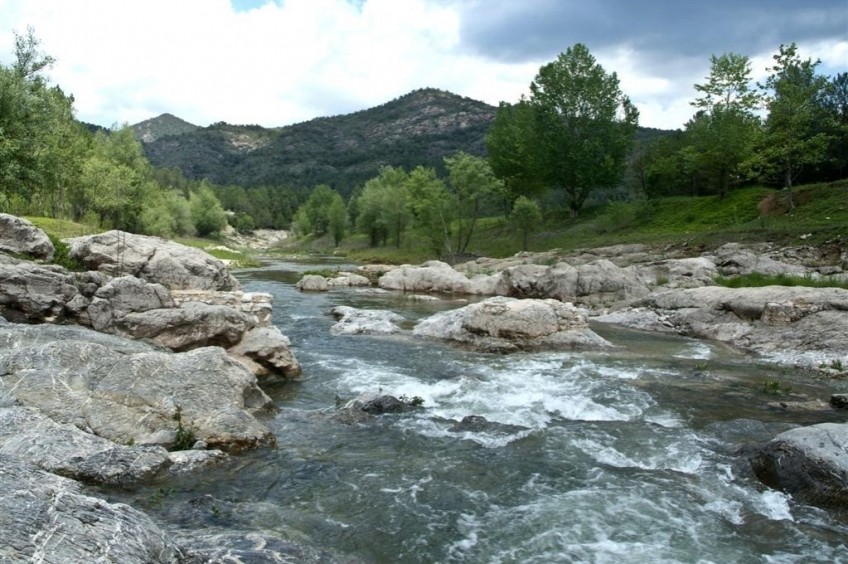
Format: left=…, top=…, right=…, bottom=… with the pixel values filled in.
left=510, top=196, right=542, bottom=251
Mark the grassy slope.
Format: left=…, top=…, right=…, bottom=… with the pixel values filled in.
left=26, top=180, right=848, bottom=266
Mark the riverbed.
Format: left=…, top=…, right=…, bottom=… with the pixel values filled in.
left=115, top=259, right=848, bottom=563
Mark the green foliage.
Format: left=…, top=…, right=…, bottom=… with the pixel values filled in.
left=762, top=379, right=792, bottom=395
left=171, top=405, right=197, bottom=451
left=189, top=183, right=228, bottom=236
left=714, top=272, right=848, bottom=290
left=328, top=194, right=347, bottom=246
left=139, top=190, right=194, bottom=238
left=756, top=43, right=831, bottom=209
left=486, top=100, right=545, bottom=209
left=47, top=234, right=86, bottom=271
left=351, top=166, right=411, bottom=247
left=509, top=196, right=543, bottom=251
left=528, top=43, right=639, bottom=215
left=444, top=151, right=503, bottom=253
left=405, top=166, right=454, bottom=256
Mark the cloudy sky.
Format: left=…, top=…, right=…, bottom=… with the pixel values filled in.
left=1, top=0, right=845, bottom=130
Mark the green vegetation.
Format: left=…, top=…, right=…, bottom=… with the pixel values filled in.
left=762, top=379, right=792, bottom=395
left=171, top=405, right=197, bottom=451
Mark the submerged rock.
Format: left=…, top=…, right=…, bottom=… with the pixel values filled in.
left=413, top=296, right=613, bottom=353
left=329, top=305, right=405, bottom=335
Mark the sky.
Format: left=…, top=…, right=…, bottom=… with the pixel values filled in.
left=1, top=0, right=846, bottom=130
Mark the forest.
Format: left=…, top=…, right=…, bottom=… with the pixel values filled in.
left=1, top=29, right=845, bottom=257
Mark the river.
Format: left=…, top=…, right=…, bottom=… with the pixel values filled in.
left=118, top=259, right=848, bottom=563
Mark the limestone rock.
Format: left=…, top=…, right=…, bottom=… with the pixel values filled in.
left=296, top=274, right=329, bottom=292
left=86, top=275, right=175, bottom=331
left=0, top=454, right=182, bottom=563
left=0, top=328, right=274, bottom=452
left=0, top=261, right=79, bottom=322
left=751, top=422, right=848, bottom=507
left=0, top=213, right=54, bottom=260
left=227, top=325, right=301, bottom=379
left=379, top=260, right=473, bottom=293
left=66, top=230, right=239, bottom=291
left=413, top=296, right=613, bottom=353
left=329, top=305, right=405, bottom=335
left=713, top=242, right=807, bottom=277
left=326, top=272, right=371, bottom=287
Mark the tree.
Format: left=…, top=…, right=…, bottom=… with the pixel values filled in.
left=327, top=192, right=347, bottom=246
left=758, top=43, right=830, bottom=210
left=528, top=43, right=639, bottom=215
left=820, top=72, right=848, bottom=180
left=444, top=151, right=502, bottom=253
left=190, top=182, right=227, bottom=236
left=509, top=196, right=542, bottom=251
left=353, top=166, right=411, bottom=247
left=687, top=53, right=761, bottom=198
left=485, top=100, right=545, bottom=213
left=404, top=166, right=454, bottom=256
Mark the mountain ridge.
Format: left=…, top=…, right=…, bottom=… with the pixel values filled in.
left=133, top=88, right=497, bottom=195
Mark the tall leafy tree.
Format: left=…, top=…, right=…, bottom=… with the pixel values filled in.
left=758, top=43, right=830, bottom=209
left=529, top=43, right=639, bottom=215
left=353, top=166, right=411, bottom=248
left=687, top=53, right=761, bottom=198
left=485, top=100, right=544, bottom=213
left=405, top=166, right=454, bottom=256
left=509, top=195, right=543, bottom=251
left=444, top=151, right=502, bottom=253
left=820, top=72, right=848, bottom=180
left=327, top=192, right=347, bottom=246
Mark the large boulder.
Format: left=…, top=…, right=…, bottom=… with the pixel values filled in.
left=0, top=325, right=274, bottom=451
left=0, top=455, right=182, bottom=563
left=413, top=296, right=613, bottom=353
left=0, top=262, right=80, bottom=322
left=296, top=274, right=330, bottom=292
left=0, top=213, right=54, bottom=261
left=113, top=301, right=254, bottom=351
left=713, top=242, right=807, bottom=277
left=379, top=260, right=473, bottom=294
left=750, top=422, right=848, bottom=507
left=66, top=230, right=240, bottom=291
left=85, top=275, right=175, bottom=331
left=227, top=325, right=302, bottom=379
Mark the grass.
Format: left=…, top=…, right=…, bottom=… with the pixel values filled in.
left=25, top=216, right=99, bottom=240
left=715, top=272, right=848, bottom=290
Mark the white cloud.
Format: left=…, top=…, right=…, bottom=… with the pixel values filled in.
left=1, top=0, right=844, bottom=130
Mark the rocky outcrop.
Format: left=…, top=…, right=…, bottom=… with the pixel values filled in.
left=296, top=272, right=372, bottom=291
left=0, top=323, right=275, bottom=452
left=604, top=286, right=848, bottom=368
left=66, top=230, right=240, bottom=291
left=0, top=454, right=183, bottom=563
left=0, top=213, right=54, bottom=260
left=330, top=305, right=405, bottom=335
left=413, top=296, right=613, bottom=353
left=0, top=261, right=80, bottom=322
left=713, top=242, right=807, bottom=276
left=227, top=325, right=301, bottom=379
left=750, top=422, right=848, bottom=507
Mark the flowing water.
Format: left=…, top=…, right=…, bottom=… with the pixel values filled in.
left=115, top=259, right=848, bottom=563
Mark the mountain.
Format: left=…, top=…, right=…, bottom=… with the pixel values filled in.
left=136, top=88, right=497, bottom=196
left=131, top=113, right=200, bottom=143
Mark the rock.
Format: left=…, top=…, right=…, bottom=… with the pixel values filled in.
left=413, top=296, right=614, bottom=353
left=166, top=449, right=228, bottom=476
left=0, top=214, right=54, bottom=261
left=448, top=415, right=529, bottom=435
left=114, top=301, right=254, bottom=351
left=326, top=272, right=371, bottom=287
left=379, top=260, right=473, bottom=293
left=332, top=393, right=418, bottom=424
left=750, top=422, right=848, bottom=507
left=296, top=274, right=329, bottom=292
left=0, top=327, right=274, bottom=451
left=0, top=406, right=173, bottom=487
left=631, top=286, right=848, bottom=367
left=66, top=230, right=239, bottom=291
left=830, top=394, right=848, bottom=409
left=0, top=262, right=79, bottom=322
left=713, top=242, right=807, bottom=277
left=0, top=454, right=182, bottom=563
left=227, top=325, right=302, bottom=379
left=85, top=275, right=175, bottom=331
left=329, top=306, right=405, bottom=335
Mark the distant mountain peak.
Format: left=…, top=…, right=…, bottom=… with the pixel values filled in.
left=131, top=113, right=199, bottom=143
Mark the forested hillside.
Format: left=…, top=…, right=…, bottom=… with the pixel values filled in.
left=138, top=88, right=497, bottom=196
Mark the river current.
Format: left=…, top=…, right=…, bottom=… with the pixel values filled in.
left=118, top=259, right=848, bottom=563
